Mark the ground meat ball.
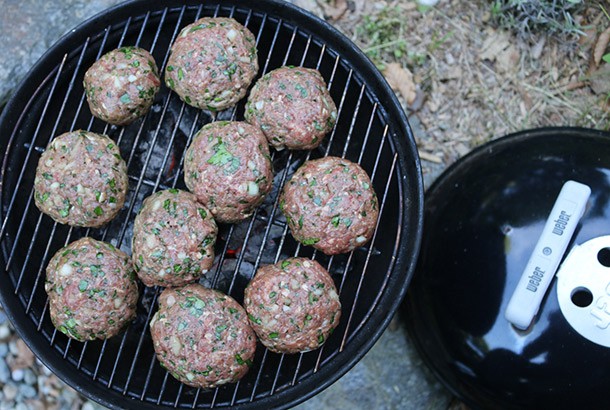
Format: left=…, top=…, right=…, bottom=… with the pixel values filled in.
left=132, top=189, right=217, bottom=287
left=183, top=121, right=273, bottom=223
left=150, top=284, right=256, bottom=388
left=280, top=156, right=379, bottom=255
left=244, top=257, right=341, bottom=354
left=245, top=66, right=337, bottom=150
left=165, top=17, right=258, bottom=111
left=45, top=237, right=138, bottom=341
left=34, top=130, right=129, bottom=227
left=83, top=46, right=160, bottom=125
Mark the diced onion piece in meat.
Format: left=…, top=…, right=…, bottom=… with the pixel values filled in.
left=247, top=182, right=259, bottom=196
left=166, top=295, right=176, bottom=307
left=60, top=264, right=73, bottom=276
left=170, top=336, right=181, bottom=355
left=227, top=29, right=238, bottom=41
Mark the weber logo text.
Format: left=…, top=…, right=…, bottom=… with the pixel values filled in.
left=552, top=210, right=571, bottom=236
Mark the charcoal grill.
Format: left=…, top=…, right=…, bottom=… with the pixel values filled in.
left=0, top=1, right=423, bottom=409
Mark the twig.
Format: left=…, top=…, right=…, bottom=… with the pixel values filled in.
left=418, top=150, right=443, bottom=164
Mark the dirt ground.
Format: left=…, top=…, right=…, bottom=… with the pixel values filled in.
left=296, top=0, right=610, bottom=182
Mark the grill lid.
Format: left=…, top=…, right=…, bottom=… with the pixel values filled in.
left=405, top=127, right=610, bottom=410
left=0, top=1, right=423, bottom=409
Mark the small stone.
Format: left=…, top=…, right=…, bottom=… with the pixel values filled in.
left=3, top=383, right=18, bottom=401
left=0, top=359, right=10, bottom=383
left=0, top=343, right=9, bottom=357
left=19, top=384, right=37, bottom=399
left=8, top=340, right=18, bottom=355
left=14, top=402, right=28, bottom=410
left=39, top=361, right=52, bottom=375
left=82, top=402, right=97, bottom=410
left=24, top=400, right=46, bottom=410
left=11, top=367, right=24, bottom=382
left=23, top=368, right=36, bottom=385
left=0, top=325, right=10, bottom=341
left=61, top=385, right=78, bottom=402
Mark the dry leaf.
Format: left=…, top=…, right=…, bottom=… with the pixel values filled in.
left=479, top=31, right=510, bottom=62
left=593, top=27, right=610, bottom=67
left=318, top=0, right=348, bottom=21
left=531, top=36, right=546, bottom=60
left=384, top=63, right=417, bottom=105
left=496, top=44, right=520, bottom=73
left=589, top=64, right=610, bottom=95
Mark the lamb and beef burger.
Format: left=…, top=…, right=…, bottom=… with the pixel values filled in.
left=244, top=257, right=341, bottom=354
left=280, top=156, right=378, bottom=255
left=165, top=17, right=258, bottom=111
left=150, top=284, right=256, bottom=388
left=34, top=130, right=129, bottom=228
left=45, top=237, right=138, bottom=341
left=244, top=66, right=337, bottom=150
left=183, top=121, right=273, bottom=223
left=132, top=189, right=217, bottom=287
left=83, top=46, right=160, bottom=125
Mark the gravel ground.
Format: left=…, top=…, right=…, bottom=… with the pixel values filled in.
left=0, top=305, right=106, bottom=410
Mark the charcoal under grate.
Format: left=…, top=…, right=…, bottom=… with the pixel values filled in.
left=0, top=0, right=423, bottom=409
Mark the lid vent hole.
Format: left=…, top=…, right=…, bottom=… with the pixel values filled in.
left=571, top=287, right=593, bottom=308
left=597, top=248, right=610, bottom=267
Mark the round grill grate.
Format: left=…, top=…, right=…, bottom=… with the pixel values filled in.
left=0, top=1, right=423, bottom=408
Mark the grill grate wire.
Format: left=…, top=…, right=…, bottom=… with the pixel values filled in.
left=0, top=2, right=417, bottom=409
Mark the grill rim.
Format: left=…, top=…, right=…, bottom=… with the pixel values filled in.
left=0, top=0, right=424, bottom=409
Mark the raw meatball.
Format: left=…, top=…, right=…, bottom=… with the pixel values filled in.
left=132, top=189, right=217, bottom=287
left=165, top=17, right=258, bottom=111
left=280, top=156, right=378, bottom=255
left=244, top=66, right=337, bottom=150
left=149, top=284, right=256, bottom=388
left=244, top=257, right=341, bottom=354
left=183, top=121, right=273, bottom=223
left=45, top=237, right=138, bottom=341
left=83, top=46, right=160, bottom=125
left=34, top=130, right=129, bottom=228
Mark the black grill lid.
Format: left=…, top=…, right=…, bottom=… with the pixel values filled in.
left=404, top=127, right=610, bottom=410
left=0, top=0, right=423, bottom=409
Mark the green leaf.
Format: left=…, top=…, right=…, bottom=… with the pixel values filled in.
left=302, top=238, right=319, bottom=246
left=235, top=354, right=245, bottom=365
left=248, top=313, right=262, bottom=325
left=207, top=138, right=240, bottom=173
left=78, top=280, right=89, bottom=292
left=604, top=53, right=610, bottom=64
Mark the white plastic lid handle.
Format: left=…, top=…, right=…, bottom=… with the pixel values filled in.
left=504, top=180, right=591, bottom=330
